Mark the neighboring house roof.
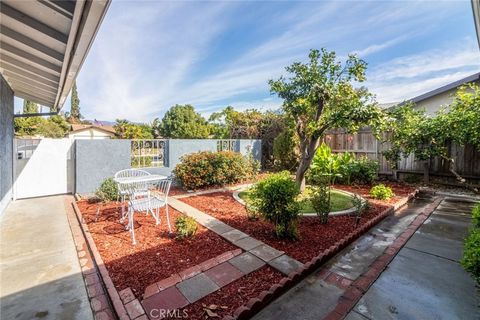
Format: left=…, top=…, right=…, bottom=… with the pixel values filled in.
left=70, top=124, right=116, bottom=135
left=473, top=0, right=480, bottom=49
left=399, top=72, right=480, bottom=106
left=0, top=0, right=110, bottom=110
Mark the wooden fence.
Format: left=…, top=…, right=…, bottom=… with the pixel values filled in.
left=323, top=128, right=480, bottom=185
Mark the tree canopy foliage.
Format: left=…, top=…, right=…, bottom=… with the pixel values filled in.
left=68, top=81, right=82, bottom=123
left=114, top=119, right=154, bottom=139
left=156, top=104, right=210, bottom=138
left=384, top=84, right=480, bottom=167
left=14, top=114, right=70, bottom=138
left=23, top=100, right=39, bottom=114
left=269, top=48, right=383, bottom=190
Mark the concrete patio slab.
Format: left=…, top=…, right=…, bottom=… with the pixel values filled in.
left=142, top=286, right=189, bottom=315
left=0, top=196, right=93, bottom=320
left=267, top=254, right=304, bottom=275
left=229, top=252, right=266, bottom=274
left=176, top=273, right=219, bottom=303
left=352, top=247, right=479, bottom=320
left=249, top=244, right=284, bottom=262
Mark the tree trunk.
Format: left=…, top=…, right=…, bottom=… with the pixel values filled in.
left=295, top=137, right=320, bottom=192
left=423, top=160, right=430, bottom=183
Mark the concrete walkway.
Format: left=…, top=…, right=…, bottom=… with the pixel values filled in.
left=0, top=196, right=93, bottom=320
left=347, top=196, right=479, bottom=320
left=253, top=193, right=479, bottom=320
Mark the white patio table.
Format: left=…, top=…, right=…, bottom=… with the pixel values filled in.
left=114, top=174, right=168, bottom=185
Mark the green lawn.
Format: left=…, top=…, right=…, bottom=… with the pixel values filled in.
left=238, top=188, right=353, bottom=213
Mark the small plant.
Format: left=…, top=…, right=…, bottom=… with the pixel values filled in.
left=461, top=204, right=480, bottom=284
left=370, top=184, right=394, bottom=200
left=175, top=216, right=198, bottom=240
left=95, top=177, right=119, bottom=202
left=310, top=181, right=331, bottom=224
left=249, top=171, right=300, bottom=239
left=351, top=193, right=367, bottom=226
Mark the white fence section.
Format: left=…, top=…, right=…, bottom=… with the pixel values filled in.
left=14, top=138, right=74, bottom=199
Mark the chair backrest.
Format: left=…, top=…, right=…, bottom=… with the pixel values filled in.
left=115, top=169, right=151, bottom=195
left=114, top=169, right=151, bottom=179
left=155, top=178, right=173, bottom=201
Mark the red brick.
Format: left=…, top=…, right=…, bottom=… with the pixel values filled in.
left=323, top=311, right=343, bottom=320
left=91, top=294, right=109, bottom=312
left=333, top=298, right=354, bottom=316
left=316, top=268, right=331, bottom=280
left=342, top=287, right=363, bottom=302
left=143, top=283, right=159, bottom=299
left=204, top=262, right=244, bottom=287
left=94, top=309, right=115, bottom=320
left=125, top=299, right=145, bottom=319
left=87, top=282, right=105, bottom=298
left=385, top=247, right=397, bottom=255
left=338, top=277, right=353, bottom=290
left=353, top=275, right=374, bottom=292
left=119, top=288, right=135, bottom=304
left=133, top=315, right=148, bottom=320
left=199, top=257, right=219, bottom=271
left=178, top=265, right=201, bottom=280
left=231, top=248, right=243, bottom=257
left=142, top=286, right=189, bottom=316
left=156, top=273, right=181, bottom=291
left=85, top=273, right=100, bottom=286
left=215, top=251, right=234, bottom=264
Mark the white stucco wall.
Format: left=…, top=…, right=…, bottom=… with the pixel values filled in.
left=68, top=128, right=114, bottom=140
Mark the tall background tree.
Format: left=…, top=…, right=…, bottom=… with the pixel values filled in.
left=68, top=81, right=82, bottom=123
left=23, top=100, right=39, bottom=114
left=156, top=104, right=210, bottom=138
left=269, top=48, right=383, bottom=190
left=114, top=119, right=154, bottom=139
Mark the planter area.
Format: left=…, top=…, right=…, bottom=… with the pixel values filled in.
left=74, top=182, right=416, bottom=320
left=180, top=183, right=415, bottom=264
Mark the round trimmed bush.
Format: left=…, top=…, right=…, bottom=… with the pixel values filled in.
left=174, top=151, right=253, bottom=190
left=369, top=184, right=394, bottom=200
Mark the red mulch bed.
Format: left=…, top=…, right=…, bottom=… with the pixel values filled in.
left=181, top=183, right=415, bottom=264
left=180, top=266, right=283, bottom=320
left=77, top=201, right=236, bottom=297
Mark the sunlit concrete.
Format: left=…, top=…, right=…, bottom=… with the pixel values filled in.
left=0, top=196, right=93, bottom=320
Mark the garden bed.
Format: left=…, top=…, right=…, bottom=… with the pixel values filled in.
left=76, top=200, right=236, bottom=298
left=181, top=183, right=416, bottom=264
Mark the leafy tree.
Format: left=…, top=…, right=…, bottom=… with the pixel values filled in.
left=14, top=115, right=69, bottom=138
left=23, top=100, right=39, bottom=114
left=269, top=49, right=383, bottom=190
left=14, top=116, right=42, bottom=136
left=114, top=119, right=153, bottom=139
left=273, top=127, right=299, bottom=170
left=157, top=104, right=209, bottom=138
left=69, top=81, right=82, bottom=122
left=384, top=84, right=480, bottom=190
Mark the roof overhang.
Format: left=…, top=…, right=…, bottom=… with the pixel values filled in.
left=474, top=0, right=480, bottom=50
left=0, top=0, right=110, bottom=111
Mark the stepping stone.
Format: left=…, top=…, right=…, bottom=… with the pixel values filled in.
left=234, top=236, right=263, bottom=251
left=249, top=244, right=283, bottom=262
left=268, top=254, right=304, bottom=275
left=142, top=286, right=188, bottom=315
left=204, top=262, right=244, bottom=287
left=204, top=220, right=235, bottom=235
left=229, top=252, right=265, bottom=274
left=222, top=229, right=249, bottom=242
left=176, top=273, right=219, bottom=303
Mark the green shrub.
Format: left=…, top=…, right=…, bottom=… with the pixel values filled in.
left=351, top=193, right=368, bottom=226
left=273, top=129, right=299, bottom=170
left=461, top=228, right=480, bottom=284
left=472, top=203, right=480, bottom=228
left=369, top=184, right=394, bottom=200
left=95, top=177, right=119, bottom=202
left=308, top=143, right=378, bottom=186
left=310, top=183, right=331, bottom=224
left=175, top=216, right=198, bottom=239
left=173, top=151, right=253, bottom=190
left=249, top=171, right=300, bottom=239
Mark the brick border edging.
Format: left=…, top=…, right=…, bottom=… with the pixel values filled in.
left=225, top=190, right=419, bottom=320
left=323, top=195, right=444, bottom=319
left=70, top=200, right=137, bottom=320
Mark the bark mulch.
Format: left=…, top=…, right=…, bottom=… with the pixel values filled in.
left=77, top=200, right=236, bottom=297
left=181, top=183, right=415, bottom=264
left=180, top=266, right=283, bottom=320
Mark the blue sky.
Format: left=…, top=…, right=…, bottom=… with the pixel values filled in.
left=16, top=0, right=480, bottom=122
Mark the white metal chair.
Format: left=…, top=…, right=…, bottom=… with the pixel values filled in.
left=114, top=169, right=151, bottom=221
left=126, top=178, right=173, bottom=245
